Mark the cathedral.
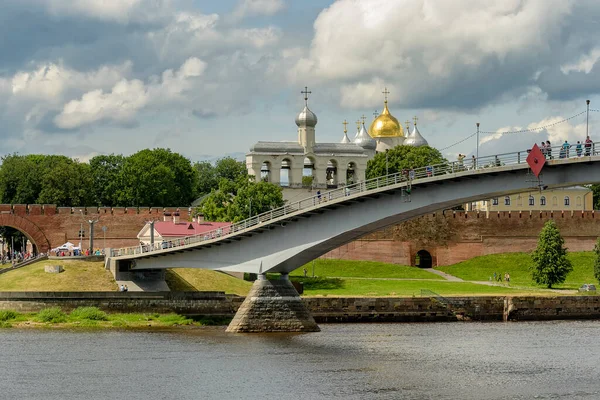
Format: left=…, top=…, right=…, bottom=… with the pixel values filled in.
left=246, top=87, right=428, bottom=201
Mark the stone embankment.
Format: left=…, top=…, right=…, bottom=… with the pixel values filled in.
left=2, top=292, right=600, bottom=323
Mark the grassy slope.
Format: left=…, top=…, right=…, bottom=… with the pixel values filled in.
left=436, top=252, right=595, bottom=289
left=0, top=260, right=116, bottom=291
left=165, top=269, right=251, bottom=296
left=291, top=259, right=444, bottom=279
left=303, top=280, right=546, bottom=297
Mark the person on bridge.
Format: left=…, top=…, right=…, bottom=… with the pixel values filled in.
left=585, top=136, right=593, bottom=156
left=546, top=140, right=553, bottom=159
left=576, top=141, right=583, bottom=157
left=561, top=140, right=571, bottom=158
left=457, top=154, right=465, bottom=170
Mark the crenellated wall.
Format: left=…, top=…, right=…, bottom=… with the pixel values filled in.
left=0, top=204, right=191, bottom=252
left=323, top=210, right=600, bottom=266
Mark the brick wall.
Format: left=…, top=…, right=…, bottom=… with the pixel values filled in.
left=323, top=210, right=600, bottom=266
left=0, top=204, right=191, bottom=251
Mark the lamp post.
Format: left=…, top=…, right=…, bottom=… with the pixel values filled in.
left=476, top=122, right=480, bottom=169
left=102, top=226, right=107, bottom=250
left=88, top=219, right=98, bottom=252
left=586, top=99, right=590, bottom=140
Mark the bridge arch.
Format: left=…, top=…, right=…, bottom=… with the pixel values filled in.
left=0, top=213, right=51, bottom=254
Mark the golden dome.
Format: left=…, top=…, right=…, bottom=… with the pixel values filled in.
left=368, top=101, right=403, bottom=138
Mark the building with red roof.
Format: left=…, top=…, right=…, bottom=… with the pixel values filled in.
left=137, top=212, right=231, bottom=246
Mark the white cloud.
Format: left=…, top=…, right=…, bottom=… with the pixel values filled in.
left=54, top=57, right=207, bottom=129
left=231, top=0, right=285, bottom=21
left=561, top=48, right=600, bottom=74
left=44, top=0, right=165, bottom=24
left=293, top=0, right=577, bottom=109
left=7, top=61, right=132, bottom=103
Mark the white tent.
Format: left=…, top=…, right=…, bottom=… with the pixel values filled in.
left=51, top=242, right=76, bottom=252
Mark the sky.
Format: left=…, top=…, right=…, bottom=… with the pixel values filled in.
left=2, top=0, right=600, bottom=163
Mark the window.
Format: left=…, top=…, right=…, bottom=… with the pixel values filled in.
left=576, top=196, right=582, bottom=207
left=492, top=198, right=499, bottom=206
left=504, top=196, right=511, bottom=206
left=517, top=195, right=522, bottom=207
left=540, top=196, right=546, bottom=206
left=529, top=195, right=535, bottom=206
left=564, top=196, right=570, bottom=206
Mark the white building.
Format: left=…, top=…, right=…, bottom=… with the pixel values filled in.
left=246, top=87, right=429, bottom=201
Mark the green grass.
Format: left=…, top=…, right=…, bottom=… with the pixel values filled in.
left=0, top=260, right=116, bottom=291
left=0, top=310, right=19, bottom=321
left=302, top=279, right=539, bottom=297
left=70, top=307, right=108, bottom=321
left=436, top=252, right=596, bottom=289
left=165, top=269, right=252, bottom=295
left=291, top=259, right=444, bottom=279
left=36, top=307, right=67, bottom=323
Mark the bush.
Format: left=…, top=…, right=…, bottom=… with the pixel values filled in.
left=70, top=307, right=108, bottom=321
left=0, top=310, right=18, bottom=321
left=36, top=307, right=67, bottom=323
left=291, top=276, right=343, bottom=290
left=0, top=321, right=12, bottom=328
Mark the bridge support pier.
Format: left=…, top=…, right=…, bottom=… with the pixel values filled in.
left=226, top=273, right=320, bottom=333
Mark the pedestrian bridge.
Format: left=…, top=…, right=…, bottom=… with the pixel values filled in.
left=108, top=144, right=600, bottom=275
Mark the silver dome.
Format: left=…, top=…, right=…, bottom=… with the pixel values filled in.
left=295, top=106, right=318, bottom=128
left=405, top=125, right=428, bottom=147
left=354, top=124, right=376, bottom=150
left=340, top=131, right=351, bottom=143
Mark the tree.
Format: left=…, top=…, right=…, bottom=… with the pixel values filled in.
left=530, top=220, right=573, bottom=288
left=89, top=154, right=125, bottom=206
left=197, top=177, right=284, bottom=222
left=593, top=237, right=600, bottom=284
left=117, top=148, right=196, bottom=207
left=0, top=154, right=42, bottom=204
left=193, top=161, right=217, bottom=196
left=36, top=156, right=95, bottom=206
left=366, top=145, right=446, bottom=179
left=588, top=184, right=600, bottom=210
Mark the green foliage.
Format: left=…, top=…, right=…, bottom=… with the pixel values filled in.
left=193, top=157, right=247, bottom=197
left=198, top=177, right=284, bottom=222
left=594, top=238, right=600, bottom=284
left=0, top=310, right=19, bottom=321
left=118, top=148, right=196, bottom=207
left=89, top=154, right=125, bottom=207
left=366, top=145, right=446, bottom=179
left=302, top=176, right=314, bottom=187
left=290, top=276, right=343, bottom=290
left=530, top=221, right=573, bottom=288
left=589, top=184, right=600, bottom=210
left=69, top=307, right=108, bottom=321
left=36, top=307, right=67, bottom=323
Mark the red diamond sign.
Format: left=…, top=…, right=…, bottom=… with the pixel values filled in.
left=526, top=143, right=545, bottom=178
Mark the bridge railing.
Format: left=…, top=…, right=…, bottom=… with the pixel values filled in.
left=111, top=141, right=598, bottom=258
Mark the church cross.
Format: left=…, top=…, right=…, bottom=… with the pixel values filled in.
left=405, top=120, right=410, bottom=130
left=342, top=120, right=348, bottom=133
left=361, top=114, right=367, bottom=125
left=382, top=87, right=390, bottom=102
left=373, top=110, right=379, bottom=119
left=413, top=116, right=418, bottom=126
left=355, top=120, right=361, bottom=131
left=301, top=86, right=312, bottom=105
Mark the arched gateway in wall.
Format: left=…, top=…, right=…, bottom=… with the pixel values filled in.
left=0, top=213, right=51, bottom=253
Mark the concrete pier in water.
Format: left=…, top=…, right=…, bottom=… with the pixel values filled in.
left=226, top=274, right=320, bottom=333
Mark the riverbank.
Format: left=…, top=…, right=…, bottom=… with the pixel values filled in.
left=0, top=307, right=230, bottom=329
left=2, top=291, right=600, bottom=327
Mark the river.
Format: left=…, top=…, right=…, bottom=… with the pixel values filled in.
left=1, top=321, right=598, bottom=400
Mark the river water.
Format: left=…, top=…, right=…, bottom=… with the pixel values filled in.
left=1, top=321, right=599, bottom=400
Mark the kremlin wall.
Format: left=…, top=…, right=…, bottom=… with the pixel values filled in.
left=323, top=210, right=600, bottom=267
